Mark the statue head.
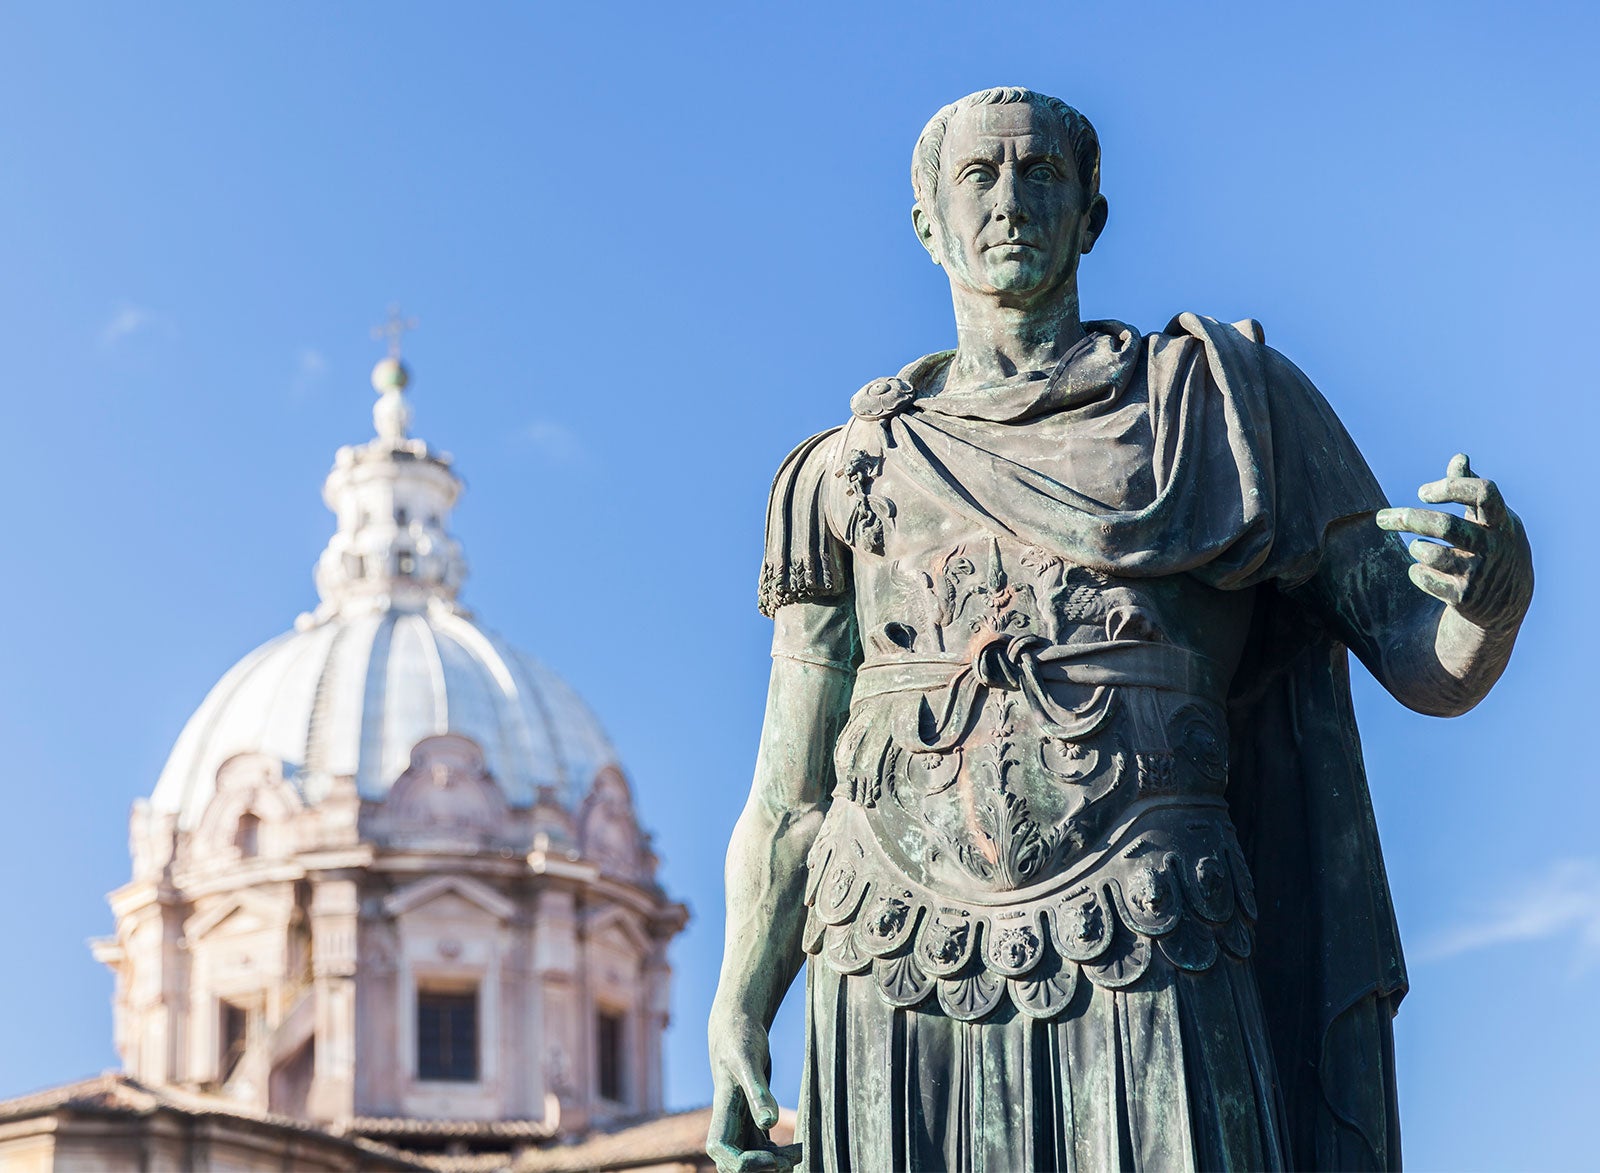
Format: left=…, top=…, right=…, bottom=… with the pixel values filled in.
left=911, top=88, right=1108, bottom=305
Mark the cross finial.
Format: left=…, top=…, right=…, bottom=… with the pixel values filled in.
left=371, top=304, right=419, bottom=361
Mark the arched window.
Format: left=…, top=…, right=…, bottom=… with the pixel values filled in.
left=234, top=812, right=260, bottom=859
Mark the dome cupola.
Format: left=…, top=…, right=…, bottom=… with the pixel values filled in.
left=102, top=319, right=686, bottom=1142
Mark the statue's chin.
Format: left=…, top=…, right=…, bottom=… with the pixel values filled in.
left=954, top=257, right=1070, bottom=304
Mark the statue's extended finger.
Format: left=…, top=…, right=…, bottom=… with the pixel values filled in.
left=1376, top=507, right=1486, bottom=551
left=1408, top=539, right=1474, bottom=575
left=706, top=1095, right=743, bottom=1172
left=707, top=1139, right=745, bottom=1173
left=1408, top=562, right=1466, bottom=607
left=707, top=1078, right=769, bottom=1171
left=1418, top=476, right=1504, bottom=524
left=1448, top=452, right=1472, bottom=479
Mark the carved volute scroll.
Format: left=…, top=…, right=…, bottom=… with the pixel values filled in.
left=371, top=733, right=509, bottom=849
left=190, top=753, right=302, bottom=867
left=578, top=767, right=646, bottom=881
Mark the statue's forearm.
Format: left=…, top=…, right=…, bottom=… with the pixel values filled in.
left=1385, top=596, right=1521, bottom=717
left=1300, top=517, right=1527, bottom=718
left=712, top=654, right=853, bottom=1030
left=713, top=798, right=822, bottom=1029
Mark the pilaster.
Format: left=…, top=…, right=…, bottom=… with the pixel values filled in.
left=306, top=876, right=360, bottom=1122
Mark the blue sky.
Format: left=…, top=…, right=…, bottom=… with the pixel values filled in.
left=1, top=2, right=1596, bottom=1168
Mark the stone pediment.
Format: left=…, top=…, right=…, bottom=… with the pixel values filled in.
left=583, top=904, right=651, bottom=956
left=183, top=890, right=284, bottom=945
left=381, top=874, right=516, bottom=923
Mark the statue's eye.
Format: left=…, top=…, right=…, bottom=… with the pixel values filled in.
left=961, top=165, right=997, bottom=186
left=1026, top=163, right=1059, bottom=182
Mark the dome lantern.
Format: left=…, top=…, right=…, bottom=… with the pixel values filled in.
left=309, top=333, right=468, bottom=622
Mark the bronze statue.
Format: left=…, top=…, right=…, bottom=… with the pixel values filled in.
left=708, top=87, right=1533, bottom=1172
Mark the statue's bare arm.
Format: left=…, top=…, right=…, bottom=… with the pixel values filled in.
left=1296, top=454, right=1533, bottom=716
left=707, top=603, right=855, bottom=1172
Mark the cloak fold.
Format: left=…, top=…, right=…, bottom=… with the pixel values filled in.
left=1228, top=584, right=1406, bottom=1171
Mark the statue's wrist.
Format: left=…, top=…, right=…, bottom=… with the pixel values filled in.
left=1437, top=603, right=1521, bottom=671
left=1451, top=594, right=1527, bottom=641
left=708, top=998, right=762, bottom=1042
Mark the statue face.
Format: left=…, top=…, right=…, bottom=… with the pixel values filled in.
left=918, top=102, right=1101, bottom=303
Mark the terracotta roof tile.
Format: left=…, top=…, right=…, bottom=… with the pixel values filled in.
left=0, top=1073, right=428, bottom=1169
left=513, top=1106, right=795, bottom=1173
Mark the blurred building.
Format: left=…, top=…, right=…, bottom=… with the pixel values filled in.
left=0, top=348, right=760, bottom=1171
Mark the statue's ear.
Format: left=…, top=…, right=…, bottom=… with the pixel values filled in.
left=1081, top=194, right=1109, bottom=255
left=912, top=204, right=941, bottom=265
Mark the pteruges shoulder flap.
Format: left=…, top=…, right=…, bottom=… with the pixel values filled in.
left=758, top=426, right=851, bottom=617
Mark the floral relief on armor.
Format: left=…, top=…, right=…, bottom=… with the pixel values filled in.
left=1136, top=751, right=1178, bottom=793
left=1018, top=547, right=1167, bottom=643
left=936, top=967, right=1007, bottom=1022
left=874, top=951, right=933, bottom=1007
left=843, top=537, right=1238, bottom=909
left=941, top=538, right=1043, bottom=640
left=837, top=449, right=896, bottom=555
left=952, top=696, right=1076, bottom=890
left=857, top=539, right=1156, bottom=890
left=1010, top=952, right=1079, bottom=1020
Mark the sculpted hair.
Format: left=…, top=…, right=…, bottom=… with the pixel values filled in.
left=912, top=87, right=1101, bottom=206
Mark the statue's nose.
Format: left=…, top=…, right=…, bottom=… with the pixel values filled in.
left=993, top=171, right=1028, bottom=224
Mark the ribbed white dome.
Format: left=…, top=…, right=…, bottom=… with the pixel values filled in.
left=151, top=605, right=619, bottom=829
left=149, top=355, right=621, bottom=830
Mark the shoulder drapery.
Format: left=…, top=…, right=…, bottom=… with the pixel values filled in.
left=757, top=315, right=1407, bottom=1169
left=758, top=426, right=849, bottom=618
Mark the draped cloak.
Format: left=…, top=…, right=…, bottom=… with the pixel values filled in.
left=759, top=314, right=1408, bottom=1170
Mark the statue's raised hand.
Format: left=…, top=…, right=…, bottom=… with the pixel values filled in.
left=706, top=1009, right=800, bottom=1173
left=1376, top=454, right=1533, bottom=630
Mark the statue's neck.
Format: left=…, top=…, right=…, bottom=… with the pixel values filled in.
left=944, top=284, right=1085, bottom=392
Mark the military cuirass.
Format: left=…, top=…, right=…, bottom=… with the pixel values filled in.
left=798, top=363, right=1263, bottom=1022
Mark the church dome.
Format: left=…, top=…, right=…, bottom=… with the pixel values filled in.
left=148, top=352, right=618, bottom=830
left=150, top=608, right=620, bottom=830
left=107, top=331, right=683, bottom=1136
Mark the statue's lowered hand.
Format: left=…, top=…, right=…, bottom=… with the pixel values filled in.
left=706, top=1009, right=800, bottom=1173
left=1376, top=453, right=1533, bottom=631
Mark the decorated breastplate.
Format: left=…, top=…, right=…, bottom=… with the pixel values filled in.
left=802, top=533, right=1255, bottom=1020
